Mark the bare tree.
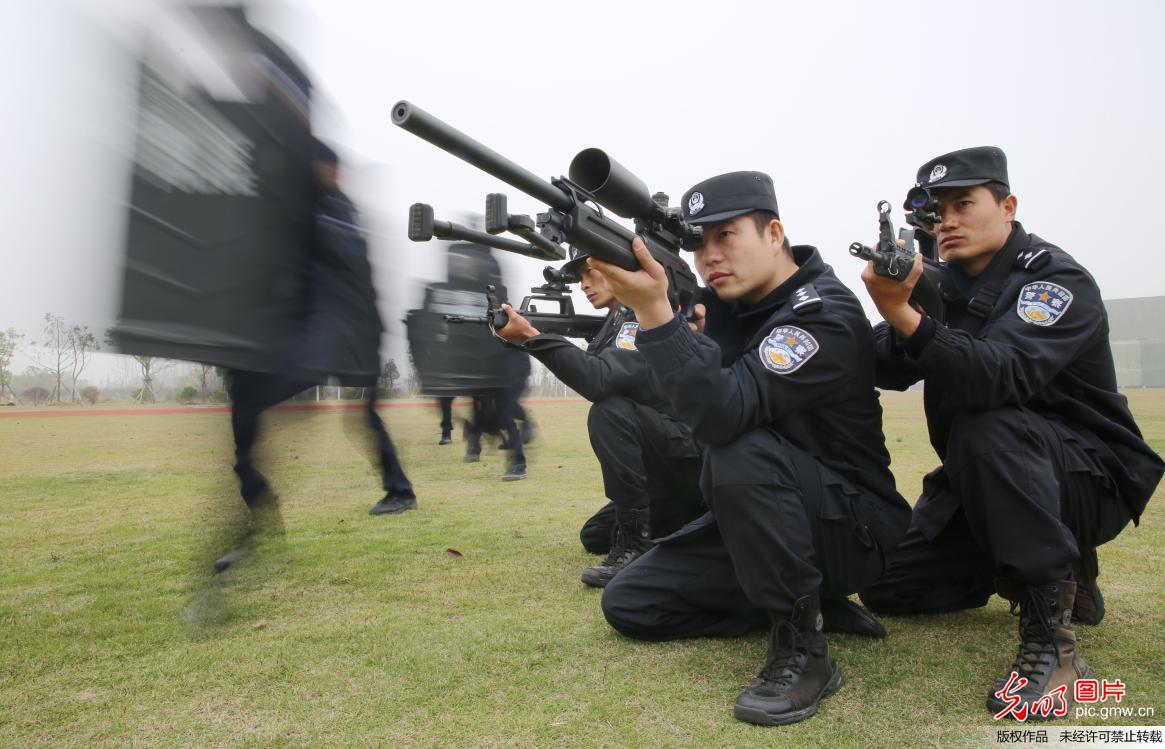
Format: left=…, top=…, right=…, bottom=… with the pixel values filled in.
left=382, top=359, right=400, bottom=398
left=67, top=324, right=99, bottom=402
left=30, top=314, right=71, bottom=403
left=197, top=362, right=217, bottom=402
left=105, top=328, right=170, bottom=403
left=132, top=355, right=165, bottom=403
left=0, top=327, right=23, bottom=404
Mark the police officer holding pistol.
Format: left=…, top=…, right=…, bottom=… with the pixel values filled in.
left=590, top=172, right=911, bottom=726
left=858, top=147, right=1163, bottom=717
left=496, top=254, right=705, bottom=587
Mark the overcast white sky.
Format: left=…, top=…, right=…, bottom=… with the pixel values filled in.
left=3, top=0, right=1164, bottom=379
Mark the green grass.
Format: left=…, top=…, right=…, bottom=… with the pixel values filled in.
left=1, top=392, right=1163, bottom=748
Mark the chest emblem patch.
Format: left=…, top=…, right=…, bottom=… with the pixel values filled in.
left=615, top=322, right=640, bottom=350
left=1016, top=281, right=1073, bottom=327
left=759, top=326, right=819, bottom=375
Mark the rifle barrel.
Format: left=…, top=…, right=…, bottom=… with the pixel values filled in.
left=392, top=101, right=572, bottom=212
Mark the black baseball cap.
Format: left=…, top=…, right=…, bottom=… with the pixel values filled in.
left=559, top=247, right=590, bottom=282
left=915, top=146, right=1008, bottom=191
left=680, top=171, right=780, bottom=227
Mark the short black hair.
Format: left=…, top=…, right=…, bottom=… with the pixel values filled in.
left=749, top=210, right=790, bottom=252
left=984, top=181, right=1011, bottom=203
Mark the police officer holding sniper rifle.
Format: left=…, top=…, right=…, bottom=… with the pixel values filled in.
left=494, top=250, right=706, bottom=588
left=590, top=172, right=912, bottom=726
left=857, top=147, right=1163, bottom=717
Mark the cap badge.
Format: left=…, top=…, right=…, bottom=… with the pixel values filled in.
left=688, top=192, right=705, bottom=216
left=928, top=164, right=948, bottom=183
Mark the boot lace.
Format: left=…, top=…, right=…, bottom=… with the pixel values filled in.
left=599, top=525, right=632, bottom=567
left=758, top=619, right=807, bottom=687
left=599, top=513, right=649, bottom=568
left=1007, top=590, right=1060, bottom=680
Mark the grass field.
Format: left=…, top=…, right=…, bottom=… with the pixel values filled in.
left=1, top=391, right=1163, bottom=748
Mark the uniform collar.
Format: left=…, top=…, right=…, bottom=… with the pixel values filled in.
left=736, top=245, right=824, bottom=318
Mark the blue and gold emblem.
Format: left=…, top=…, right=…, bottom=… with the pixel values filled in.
left=615, top=322, right=640, bottom=350
left=759, top=326, right=819, bottom=375
left=1016, top=282, right=1073, bottom=327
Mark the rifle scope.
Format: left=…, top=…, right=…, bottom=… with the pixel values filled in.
left=568, top=148, right=659, bottom=221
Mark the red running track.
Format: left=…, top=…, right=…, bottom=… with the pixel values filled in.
left=0, top=398, right=585, bottom=419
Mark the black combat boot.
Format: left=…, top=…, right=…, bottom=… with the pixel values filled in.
left=580, top=508, right=652, bottom=588
left=734, top=592, right=844, bottom=726
left=369, top=490, right=418, bottom=516
left=821, top=596, right=887, bottom=639
left=987, top=579, right=1092, bottom=719
left=502, top=462, right=527, bottom=481
left=1071, top=549, right=1105, bottom=626
left=462, top=419, right=481, bottom=462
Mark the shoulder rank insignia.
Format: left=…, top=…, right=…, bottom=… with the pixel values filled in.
left=1015, top=247, right=1051, bottom=271
left=791, top=284, right=822, bottom=314
left=759, top=326, right=819, bottom=375
left=1016, top=281, right=1073, bottom=327
left=615, top=322, right=640, bottom=350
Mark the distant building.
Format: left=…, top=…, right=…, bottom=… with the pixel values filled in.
left=1105, top=296, right=1165, bottom=387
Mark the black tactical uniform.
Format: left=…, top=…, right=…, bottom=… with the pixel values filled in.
left=601, top=247, right=910, bottom=632
left=230, top=144, right=415, bottom=520
left=598, top=170, right=911, bottom=726
left=861, top=224, right=1161, bottom=613
left=407, top=243, right=531, bottom=480
left=522, top=294, right=705, bottom=584
left=858, top=146, right=1163, bottom=717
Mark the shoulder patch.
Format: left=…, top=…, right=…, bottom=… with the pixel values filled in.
left=1016, top=281, right=1073, bottom=327
left=1015, top=247, right=1051, bottom=271
left=791, top=284, right=822, bottom=314
left=615, top=322, right=640, bottom=350
left=759, top=326, right=819, bottom=375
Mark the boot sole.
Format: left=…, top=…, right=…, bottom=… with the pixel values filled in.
left=369, top=502, right=418, bottom=516
left=733, top=664, right=844, bottom=726
left=580, top=568, right=613, bottom=588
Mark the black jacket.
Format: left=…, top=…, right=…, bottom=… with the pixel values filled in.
left=634, top=246, right=909, bottom=538
left=875, top=222, right=1163, bottom=521
left=522, top=306, right=674, bottom=414
left=291, top=189, right=383, bottom=386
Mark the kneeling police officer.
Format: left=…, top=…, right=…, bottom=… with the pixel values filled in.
left=590, top=172, right=911, bottom=726
left=859, top=147, right=1163, bottom=717
left=496, top=257, right=705, bottom=587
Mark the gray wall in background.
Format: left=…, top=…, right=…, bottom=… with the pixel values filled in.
left=1105, top=297, right=1165, bottom=387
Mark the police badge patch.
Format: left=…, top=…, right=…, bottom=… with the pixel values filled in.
left=1016, top=281, right=1073, bottom=327
left=759, top=326, right=819, bottom=375
left=615, top=322, right=640, bottom=350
